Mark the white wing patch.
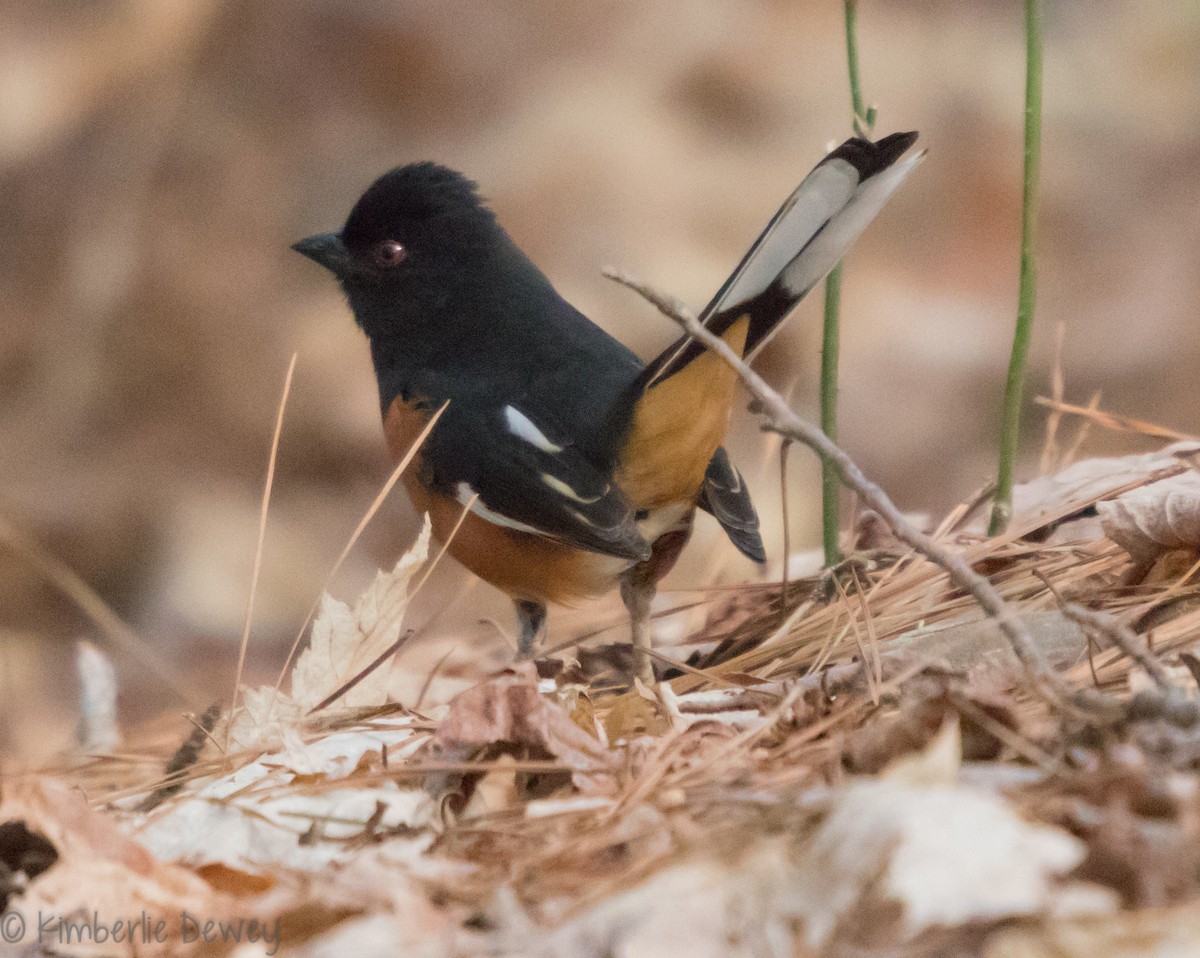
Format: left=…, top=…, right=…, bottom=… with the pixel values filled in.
left=503, top=405, right=563, bottom=453
left=455, top=482, right=546, bottom=536
left=541, top=473, right=604, bottom=505
left=720, top=466, right=743, bottom=494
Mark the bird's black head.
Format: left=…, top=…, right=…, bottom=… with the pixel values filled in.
left=292, top=162, right=502, bottom=333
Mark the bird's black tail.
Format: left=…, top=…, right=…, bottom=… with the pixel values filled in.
left=641, top=131, right=922, bottom=387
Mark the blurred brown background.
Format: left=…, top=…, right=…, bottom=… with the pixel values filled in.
left=1, top=0, right=1198, bottom=761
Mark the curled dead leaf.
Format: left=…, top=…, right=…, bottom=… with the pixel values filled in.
left=1011, top=442, right=1200, bottom=528
left=1098, top=471, right=1200, bottom=566
left=418, top=664, right=618, bottom=800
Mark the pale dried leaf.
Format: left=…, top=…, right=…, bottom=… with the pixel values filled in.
left=461, top=754, right=520, bottom=819
left=267, top=720, right=424, bottom=779
left=225, top=684, right=305, bottom=752
left=138, top=776, right=430, bottom=874
left=1008, top=442, right=1200, bottom=525
left=524, top=796, right=616, bottom=818
left=0, top=779, right=229, bottom=957
left=136, top=718, right=430, bottom=876
left=535, top=848, right=800, bottom=958
left=791, top=727, right=1087, bottom=945
left=291, top=516, right=430, bottom=709
left=286, top=912, right=454, bottom=958
left=985, top=901, right=1200, bottom=958
left=882, top=715, right=962, bottom=787
left=1098, top=471, right=1200, bottom=564
left=223, top=521, right=430, bottom=752
left=75, top=640, right=120, bottom=752
left=661, top=684, right=769, bottom=731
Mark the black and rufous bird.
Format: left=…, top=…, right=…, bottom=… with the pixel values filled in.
left=294, top=132, right=922, bottom=681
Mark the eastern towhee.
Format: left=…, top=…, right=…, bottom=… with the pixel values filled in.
left=293, top=132, right=922, bottom=681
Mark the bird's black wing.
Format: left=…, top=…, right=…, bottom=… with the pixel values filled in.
left=421, top=397, right=650, bottom=561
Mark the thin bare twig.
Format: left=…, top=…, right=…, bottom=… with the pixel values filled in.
left=272, top=401, right=449, bottom=698
left=1060, top=602, right=1176, bottom=692
left=603, top=267, right=1097, bottom=714
left=228, top=353, right=297, bottom=751
left=0, top=515, right=198, bottom=706
left=1034, top=396, right=1197, bottom=443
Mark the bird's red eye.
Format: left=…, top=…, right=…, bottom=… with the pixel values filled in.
left=373, top=239, right=407, bottom=268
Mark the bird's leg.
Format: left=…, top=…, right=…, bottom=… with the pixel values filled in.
left=515, top=599, right=547, bottom=661
left=620, top=563, right=657, bottom=685
left=620, top=519, right=694, bottom=685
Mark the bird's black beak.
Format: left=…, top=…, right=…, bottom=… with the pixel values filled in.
left=292, top=231, right=350, bottom=276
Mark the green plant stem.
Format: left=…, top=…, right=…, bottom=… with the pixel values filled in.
left=844, top=0, right=870, bottom=132
left=821, top=265, right=844, bottom=566
left=989, top=0, right=1044, bottom=535
left=819, top=0, right=872, bottom=568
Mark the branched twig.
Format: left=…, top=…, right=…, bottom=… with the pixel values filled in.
left=603, top=267, right=1100, bottom=714
left=1060, top=603, right=1176, bottom=692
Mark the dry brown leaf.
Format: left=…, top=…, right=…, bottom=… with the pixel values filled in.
left=552, top=675, right=605, bottom=742
left=791, top=721, right=1091, bottom=945
left=1010, top=442, right=1200, bottom=525
left=602, top=685, right=672, bottom=742
left=419, top=664, right=618, bottom=794
left=1098, top=471, right=1200, bottom=565
left=0, top=778, right=236, bottom=957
